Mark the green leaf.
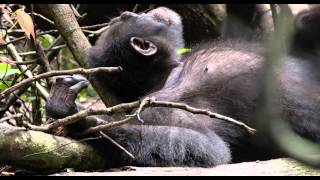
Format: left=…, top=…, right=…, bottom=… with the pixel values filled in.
left=28, top=96, right=37, bottom=101
left=37, top=34, right=55, bottom=48
left=4, top=69, right=20, bottom=77
left=78, top=85, right=97, bottom=101
left=0, top=63, right=20, bottom=77
left=0, top=80, right=11, bottom=91
left=177, top=48, right=192, bottom=55
left=0, top=63, right=11, bottom=77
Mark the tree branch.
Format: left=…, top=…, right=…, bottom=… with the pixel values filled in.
left=26, top=97, right=255, bottom=135
left=32, top=12, right=55, bottom=25
left=27, top=101, right=140, bottom=132
left=81, top=117, right=135, bottom=135
left=17, top=44, right=66, bottom=57
left=0, top=67, right=122, bottom=99
left=39, top=4, right=91, bottom=67
left=149, top=99, right=256, bottom=134
left=0, top=114, right=23, bottom=123
left=82, top=97, right=256, bottom=135
left=80, top=22, right=109, bottom=29
left=0, top=123, right=106, bottom=173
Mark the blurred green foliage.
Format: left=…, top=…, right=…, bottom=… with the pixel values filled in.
left=37, top=34, right=55, bottom=48
left=0, top=63, right=20, bottom=92
left=177, top=48, right=192, bottom=55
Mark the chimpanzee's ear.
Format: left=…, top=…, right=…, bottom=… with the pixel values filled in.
left=130, top=37, right=157, bottom=56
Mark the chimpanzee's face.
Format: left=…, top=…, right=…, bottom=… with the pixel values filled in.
left=103, top=7, right=184, bottom=58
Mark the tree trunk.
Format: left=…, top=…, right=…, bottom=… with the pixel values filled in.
left=0, top=123, right=106, bottom=173
left=38, top=4, right=120, bottom=107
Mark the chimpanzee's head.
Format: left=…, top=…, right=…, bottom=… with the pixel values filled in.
left=89, top=7, right=184, bottom=102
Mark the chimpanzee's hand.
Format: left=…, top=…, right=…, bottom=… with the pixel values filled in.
left=45, top=75, right=89, bottom=119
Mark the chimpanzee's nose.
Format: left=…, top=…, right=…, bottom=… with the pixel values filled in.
left=120, top=11, right=138, bottom=20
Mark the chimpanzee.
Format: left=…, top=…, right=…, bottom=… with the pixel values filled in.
left=46, top=6, right=320, bottom=168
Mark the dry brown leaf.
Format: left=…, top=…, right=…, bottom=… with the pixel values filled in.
left=15, top=8, right=35, bottom=40
left=0, top=56, right=16, bottom=65
left=0, top=33, right=4, bottom=44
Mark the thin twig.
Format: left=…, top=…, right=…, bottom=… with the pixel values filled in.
left=126, top=97, right=156, bottom=123
left=31, top=12, right=55, bottom=25
left=14, top=59, right=37, bottom=65
left=17, top=44, right=67, bottom=57
left=132, top=4, right=140, bottom=13
left=33, top=43, right=52, bottom=73
left=70, top=4, right=82, bottom=18
left=2, top=30, right=49, bottom=99
left=27, top=101, right=140, bottom=132
left=99, top=131, right=135, bottom=159
left=83, top=26, right=109, bottom=37
left=81, top=117, right=135, bottom=135
left=149, top=100, right=256, bottom=134
left=0, top=85, right=28, bottom=114
left=1, top=23, right=109, bottom=48
left=0, top=67, right=122, bottom=99
left=80, top=22, right=109, bottom=30
left=0, top=113, right=23, bottom=123
left=7, top=29, right=25, bottom=33
left=0, top=30, right=59, bottom=47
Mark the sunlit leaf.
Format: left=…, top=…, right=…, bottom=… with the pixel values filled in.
left=37, top=34, right=55, bottom=48
left=78, top=84, right=97, bottom=101
left=15, top=8, right=35, bottom=40
left=0, top=63, right=20, bottom=77
left=28, top=96, right=37, bottom=101
left=0, top=63, right=10, bottom=76
left=0, top=80, right=12, bottom=91
left=177, top=48, right=192, bottom=55
left=4, top=69, right=20, bottom=77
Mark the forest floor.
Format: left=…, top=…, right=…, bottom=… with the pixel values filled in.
left=51, top=158, right=320, bottom=176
